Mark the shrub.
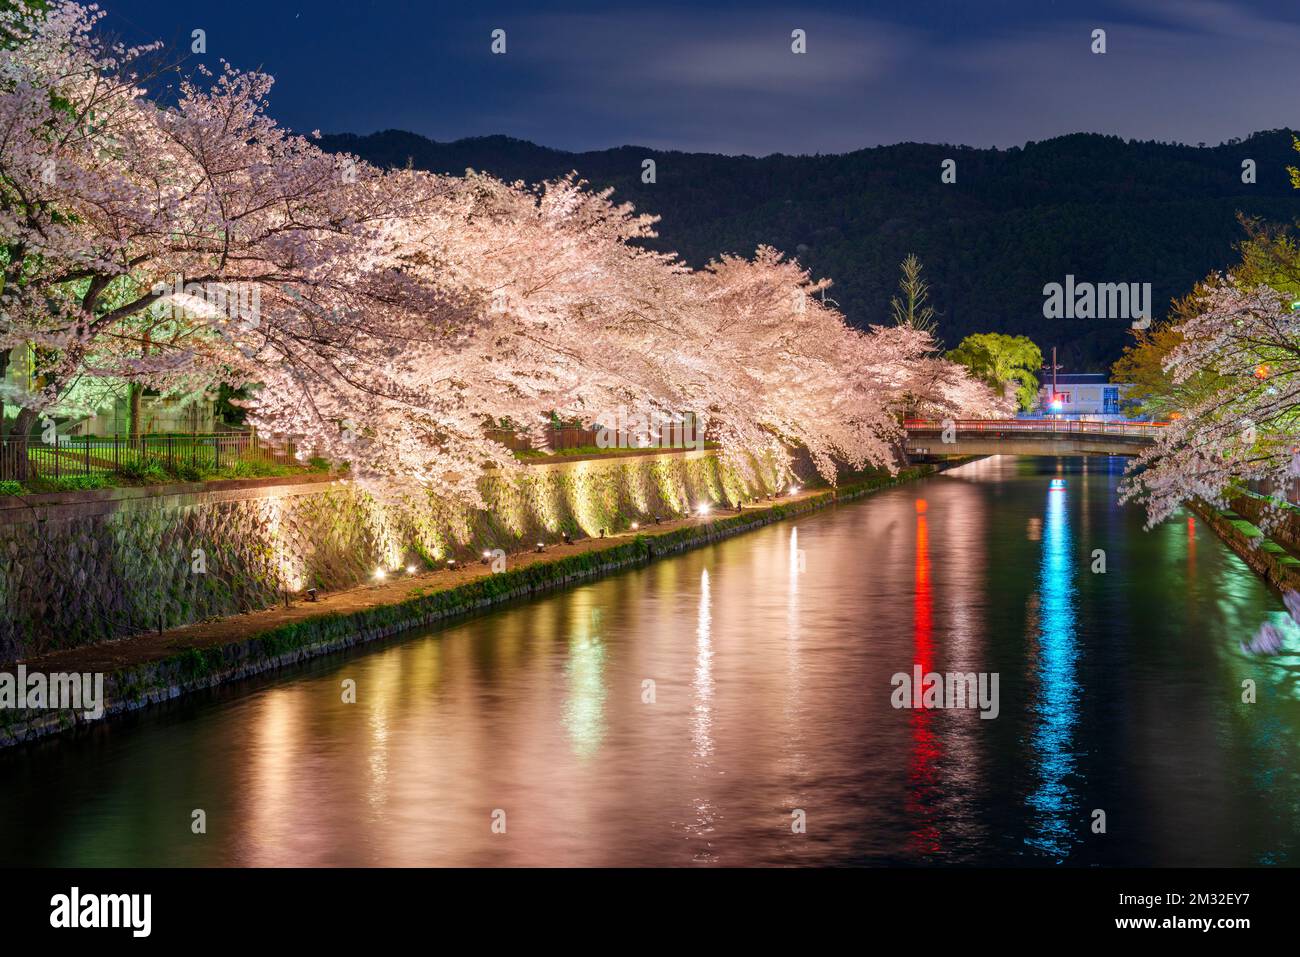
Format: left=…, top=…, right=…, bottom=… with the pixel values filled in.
left=166, top=462, right=205, bottom=482
left=118, top=461, right=168, bottom=483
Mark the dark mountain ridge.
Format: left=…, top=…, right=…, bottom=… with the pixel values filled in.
left=319, top=129, right=1300, bottom=370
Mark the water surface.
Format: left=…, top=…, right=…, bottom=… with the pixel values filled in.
left=2, top=455, right=1298, bottom=866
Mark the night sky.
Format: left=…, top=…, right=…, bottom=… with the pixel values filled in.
left=102, top=0, right=1300, bottom=155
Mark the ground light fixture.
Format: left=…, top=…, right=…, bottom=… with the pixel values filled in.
left=536, top=542, right=545, bottom=553
left=481, top=550, right=492, bottom=565
left=406, top=565, right=416, bottom=575
left=631, top=521, right=639, bottom=530
left=446, top=559, right=457, bottom=570
left=373, top=568, right=386, bottom=581
left=697, top=502, right=712, bottom=516
left=305, top=587, right=318, bottom=602
left=562, top=531, right=572, bottom=544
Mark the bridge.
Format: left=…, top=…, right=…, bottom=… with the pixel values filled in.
left=903, top=419, right=1167, bottom=458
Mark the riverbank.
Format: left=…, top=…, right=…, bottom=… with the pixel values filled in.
left=0, top=461, right=965, bottom=749
left=0, top=444, right=768, bottom=661
left=1190, top=498, right=1300, bottom=594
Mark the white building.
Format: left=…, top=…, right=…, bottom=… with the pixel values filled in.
left=1037, top=373, right=1135, bottom=420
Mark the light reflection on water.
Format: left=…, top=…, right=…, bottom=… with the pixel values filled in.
left=1024, top=480, right=1080, bottom=860
left=2, top=455, right=1299, bottom=866
left=684, top=569, right=718, bottom=861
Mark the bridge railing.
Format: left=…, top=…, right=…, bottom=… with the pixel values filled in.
left=903, top=419, right=1168, bottom=438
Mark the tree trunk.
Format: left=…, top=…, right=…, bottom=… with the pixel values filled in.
left=129, top=334, right=150, bottom=446
left=5, top=406, right=38, bottom=481
left=0, top=348, right=9, bottom=437
left=128, top=382, right=142, bottom=443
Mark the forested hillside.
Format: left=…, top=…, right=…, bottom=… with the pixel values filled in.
left=320, top=129, right=1300, bottom=369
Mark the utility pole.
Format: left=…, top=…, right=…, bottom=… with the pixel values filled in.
left=1042, top=347, right=1063, bottom=417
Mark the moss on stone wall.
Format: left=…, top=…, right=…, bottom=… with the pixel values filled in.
left=0, top=450, right=788, bottom=661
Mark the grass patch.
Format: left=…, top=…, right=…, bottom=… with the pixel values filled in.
left=7, top=452, right=313, bottom=494
left=213, top=460, right=299, bottom=479
left=19, top=473, right=113, bottom=493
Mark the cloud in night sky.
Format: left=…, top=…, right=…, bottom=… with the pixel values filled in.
left=102, top=0, right=1300, bottom=155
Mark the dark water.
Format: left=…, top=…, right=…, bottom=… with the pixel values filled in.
left=3, top=455, right=1299, bottom=866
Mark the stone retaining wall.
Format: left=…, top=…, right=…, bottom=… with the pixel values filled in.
left=0, top=449, right=781, bottom=662
left=1227, top=491, right=1300, bottom=556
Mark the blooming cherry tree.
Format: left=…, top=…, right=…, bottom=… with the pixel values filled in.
left=0, top=2, right=1005, bottom=499
left=1121, top=280, right=1300, bottom=527
left=0, top=3, right=451, bottom=475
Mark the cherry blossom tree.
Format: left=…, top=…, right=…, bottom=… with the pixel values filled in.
left=1120, top=280, right=1300, bottom=528
left=0, top=1, right=1004, bottom=498
left=350, top=170, right=698, bottom=499
left=681, top=248, right=1005, bottom=484
left=0, top=2, right=452, bottom=478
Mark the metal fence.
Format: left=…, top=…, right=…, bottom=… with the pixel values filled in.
left=2, top=420, right=706, bottom=483
left=0, top=430, right=299, bottom=482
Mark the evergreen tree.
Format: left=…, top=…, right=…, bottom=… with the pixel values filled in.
left=889, top=254, right=939, bottom=343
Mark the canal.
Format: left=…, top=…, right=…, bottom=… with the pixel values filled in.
left=2, top=455, right=1297, bottom=866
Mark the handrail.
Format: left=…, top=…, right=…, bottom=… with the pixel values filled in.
left=903, top=419, right=1168, bottom=437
